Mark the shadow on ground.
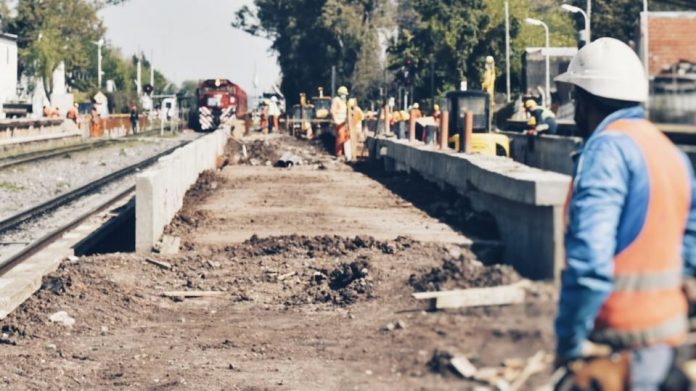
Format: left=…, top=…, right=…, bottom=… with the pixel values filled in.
left=352, top=159, right=503, bottom=264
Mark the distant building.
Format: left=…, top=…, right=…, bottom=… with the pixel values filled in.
left=640, top=12, right=696, bottom=124
left=641, top=12, right=696, bottom=76
left=0, top=32, right=18, bottom=117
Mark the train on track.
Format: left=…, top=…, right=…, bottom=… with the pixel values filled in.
left=190, top=79, right=248, bottom=132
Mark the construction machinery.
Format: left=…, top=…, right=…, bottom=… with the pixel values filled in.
left=446, top=90, right=510, bottom=157
left=310, top=87, right=332, bottom=135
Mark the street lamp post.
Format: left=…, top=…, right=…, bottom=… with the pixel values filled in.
left=91, top=39, right=104, bottom=90
left=505, top=1, right=511, bottom=103
left=561, top=4, right=591, bottom=43
left=526, top=18, right=551, bottom=107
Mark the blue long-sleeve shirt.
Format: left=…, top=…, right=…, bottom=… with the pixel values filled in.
left=555, top=106, right=696, bottom=359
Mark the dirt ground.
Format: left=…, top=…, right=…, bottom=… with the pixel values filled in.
left=0, top=134, right=556, bottom=390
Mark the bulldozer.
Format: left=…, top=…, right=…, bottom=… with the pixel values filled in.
left=446, top=90, right=510, bottom=157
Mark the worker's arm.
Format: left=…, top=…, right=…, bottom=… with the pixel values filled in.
left=556, top=135, right=629, bottom=360
left=682, top=153, right=696, bottom=276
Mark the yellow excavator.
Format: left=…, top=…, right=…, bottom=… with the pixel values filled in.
left=446, top=90, right=510, bottom=157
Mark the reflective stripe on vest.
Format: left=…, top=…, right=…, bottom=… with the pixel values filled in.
left=591, top=119, right=691, bottom=348
left=612, top=269, right=683, bottom=292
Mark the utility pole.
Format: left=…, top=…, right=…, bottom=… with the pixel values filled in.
left=136, top=57, right=142, bottom=96
left=587, top=0, right=592, bottom=42
left=505, top=0, right=511, bottom=103
left=91, top=39, right=104, bottom=90
left=331, top=66, right=336, bottom=97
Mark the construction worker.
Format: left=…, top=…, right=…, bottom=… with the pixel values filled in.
left=524, top=99, right=557, bottom=135
left=554, top=37, right=696, bottom=389
left=348, top=98, right=364, bottom=159
left=331, top=86, right=349, bottom=157
left=66, top=103, right=78, bottom=124
left=482, top=56, right=496, bottom=111
left=268, top=96, right=281, bottom=133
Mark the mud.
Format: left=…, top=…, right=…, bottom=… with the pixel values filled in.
left=409, top=253, right=521, bottom=292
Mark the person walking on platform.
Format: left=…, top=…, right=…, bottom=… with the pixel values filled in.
left=524, top=99, right=557, bottom=135
left=129, top=104, right=139, bottom=134
left=554, top=37, right=696, bottom=390
left=331, top=86, right=349, bottom=157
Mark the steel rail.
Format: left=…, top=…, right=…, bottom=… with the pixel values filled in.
left=0, top=140, right=190, bottom=236
left=0, top=185, right=135, bottom=276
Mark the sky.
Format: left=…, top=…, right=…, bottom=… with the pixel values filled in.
left=98, top=0, right=280, bottom=95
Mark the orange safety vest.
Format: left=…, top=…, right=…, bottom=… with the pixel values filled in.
left=586, top=119, right=691, bottom=348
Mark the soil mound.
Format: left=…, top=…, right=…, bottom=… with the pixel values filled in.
left=295, top=258, right=374, bottom=305
left=409, top=254, right=520, bottom=292
left=223, top=234, right=412, bottom=259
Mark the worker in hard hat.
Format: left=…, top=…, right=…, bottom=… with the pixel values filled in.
left=331, top=86, right=349, bottom=157
left=482, top=56, right=496, bottom=111
left=554, top=37, right=696, bottom=389
left=268, top=96, right=281, bottom=133
left=524, top=99, right=557, bottom=135
left=346, top=98, right=365, bottom=160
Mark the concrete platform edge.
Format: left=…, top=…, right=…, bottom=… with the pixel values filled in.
left=367, top=136, right=571, bottom=280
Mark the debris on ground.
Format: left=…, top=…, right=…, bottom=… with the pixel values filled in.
left=408, top=253, right=520, bottom=292
left=412, top=281, right=529, bottom=310
left=299, top=258, right=374, bottom=305
left=144, top=258, right=172, bottom=270
left=275, top=152, right=302, bottom=168
left=153, top=235, right=180, bottom=255
left=48, top=311, right=75, bottom=327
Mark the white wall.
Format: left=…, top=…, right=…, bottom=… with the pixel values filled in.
left=136, top=128, right=230, bottom=252
left=0, top=34, right=18, bottom=110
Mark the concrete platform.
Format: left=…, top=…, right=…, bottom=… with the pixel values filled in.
left=0, top=131, right=84, bottom=158
left=368, top=136, right=571, bottom=280
left=0, top=194, right=133, bottom=319
left=189, top=164, right=471, bottom=247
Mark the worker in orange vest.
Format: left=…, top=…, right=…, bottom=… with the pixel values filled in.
left=331, top=86, right=349, bottom=157
left=554, top=37, right=696, bottom=389
left=66, top=103, right=78, bottom=123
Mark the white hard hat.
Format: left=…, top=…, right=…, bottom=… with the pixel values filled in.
left=271, top=96, right=278, bottom=102
left=555, top=37, right=647, bottom=103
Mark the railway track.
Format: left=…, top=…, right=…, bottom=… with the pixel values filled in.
left=0, top=129, right=169, bottom=171
left=0, top=139, right=191, bottom=275
left=0, top=140, right=116, bottom=170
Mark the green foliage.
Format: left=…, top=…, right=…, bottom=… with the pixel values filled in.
left=10, top=0, right=105, bottom=96
left=387, top=0, right=576, bottom=104
left=233, top=0, right=392, bottom=104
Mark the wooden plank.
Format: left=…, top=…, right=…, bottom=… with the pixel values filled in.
left=412, top=281, right=528, bottom=310
left=144, top=258, right=172, bottom=270
left=162, top=291, right=224, bottom=298
left=510, top=351, right=547, bottom=391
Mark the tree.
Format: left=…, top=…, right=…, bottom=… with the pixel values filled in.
left=387, top=0, right=576, bottom=104
left=10, top=0, right=105, bottom=97
left=233, top=0, right=392, bottom=104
